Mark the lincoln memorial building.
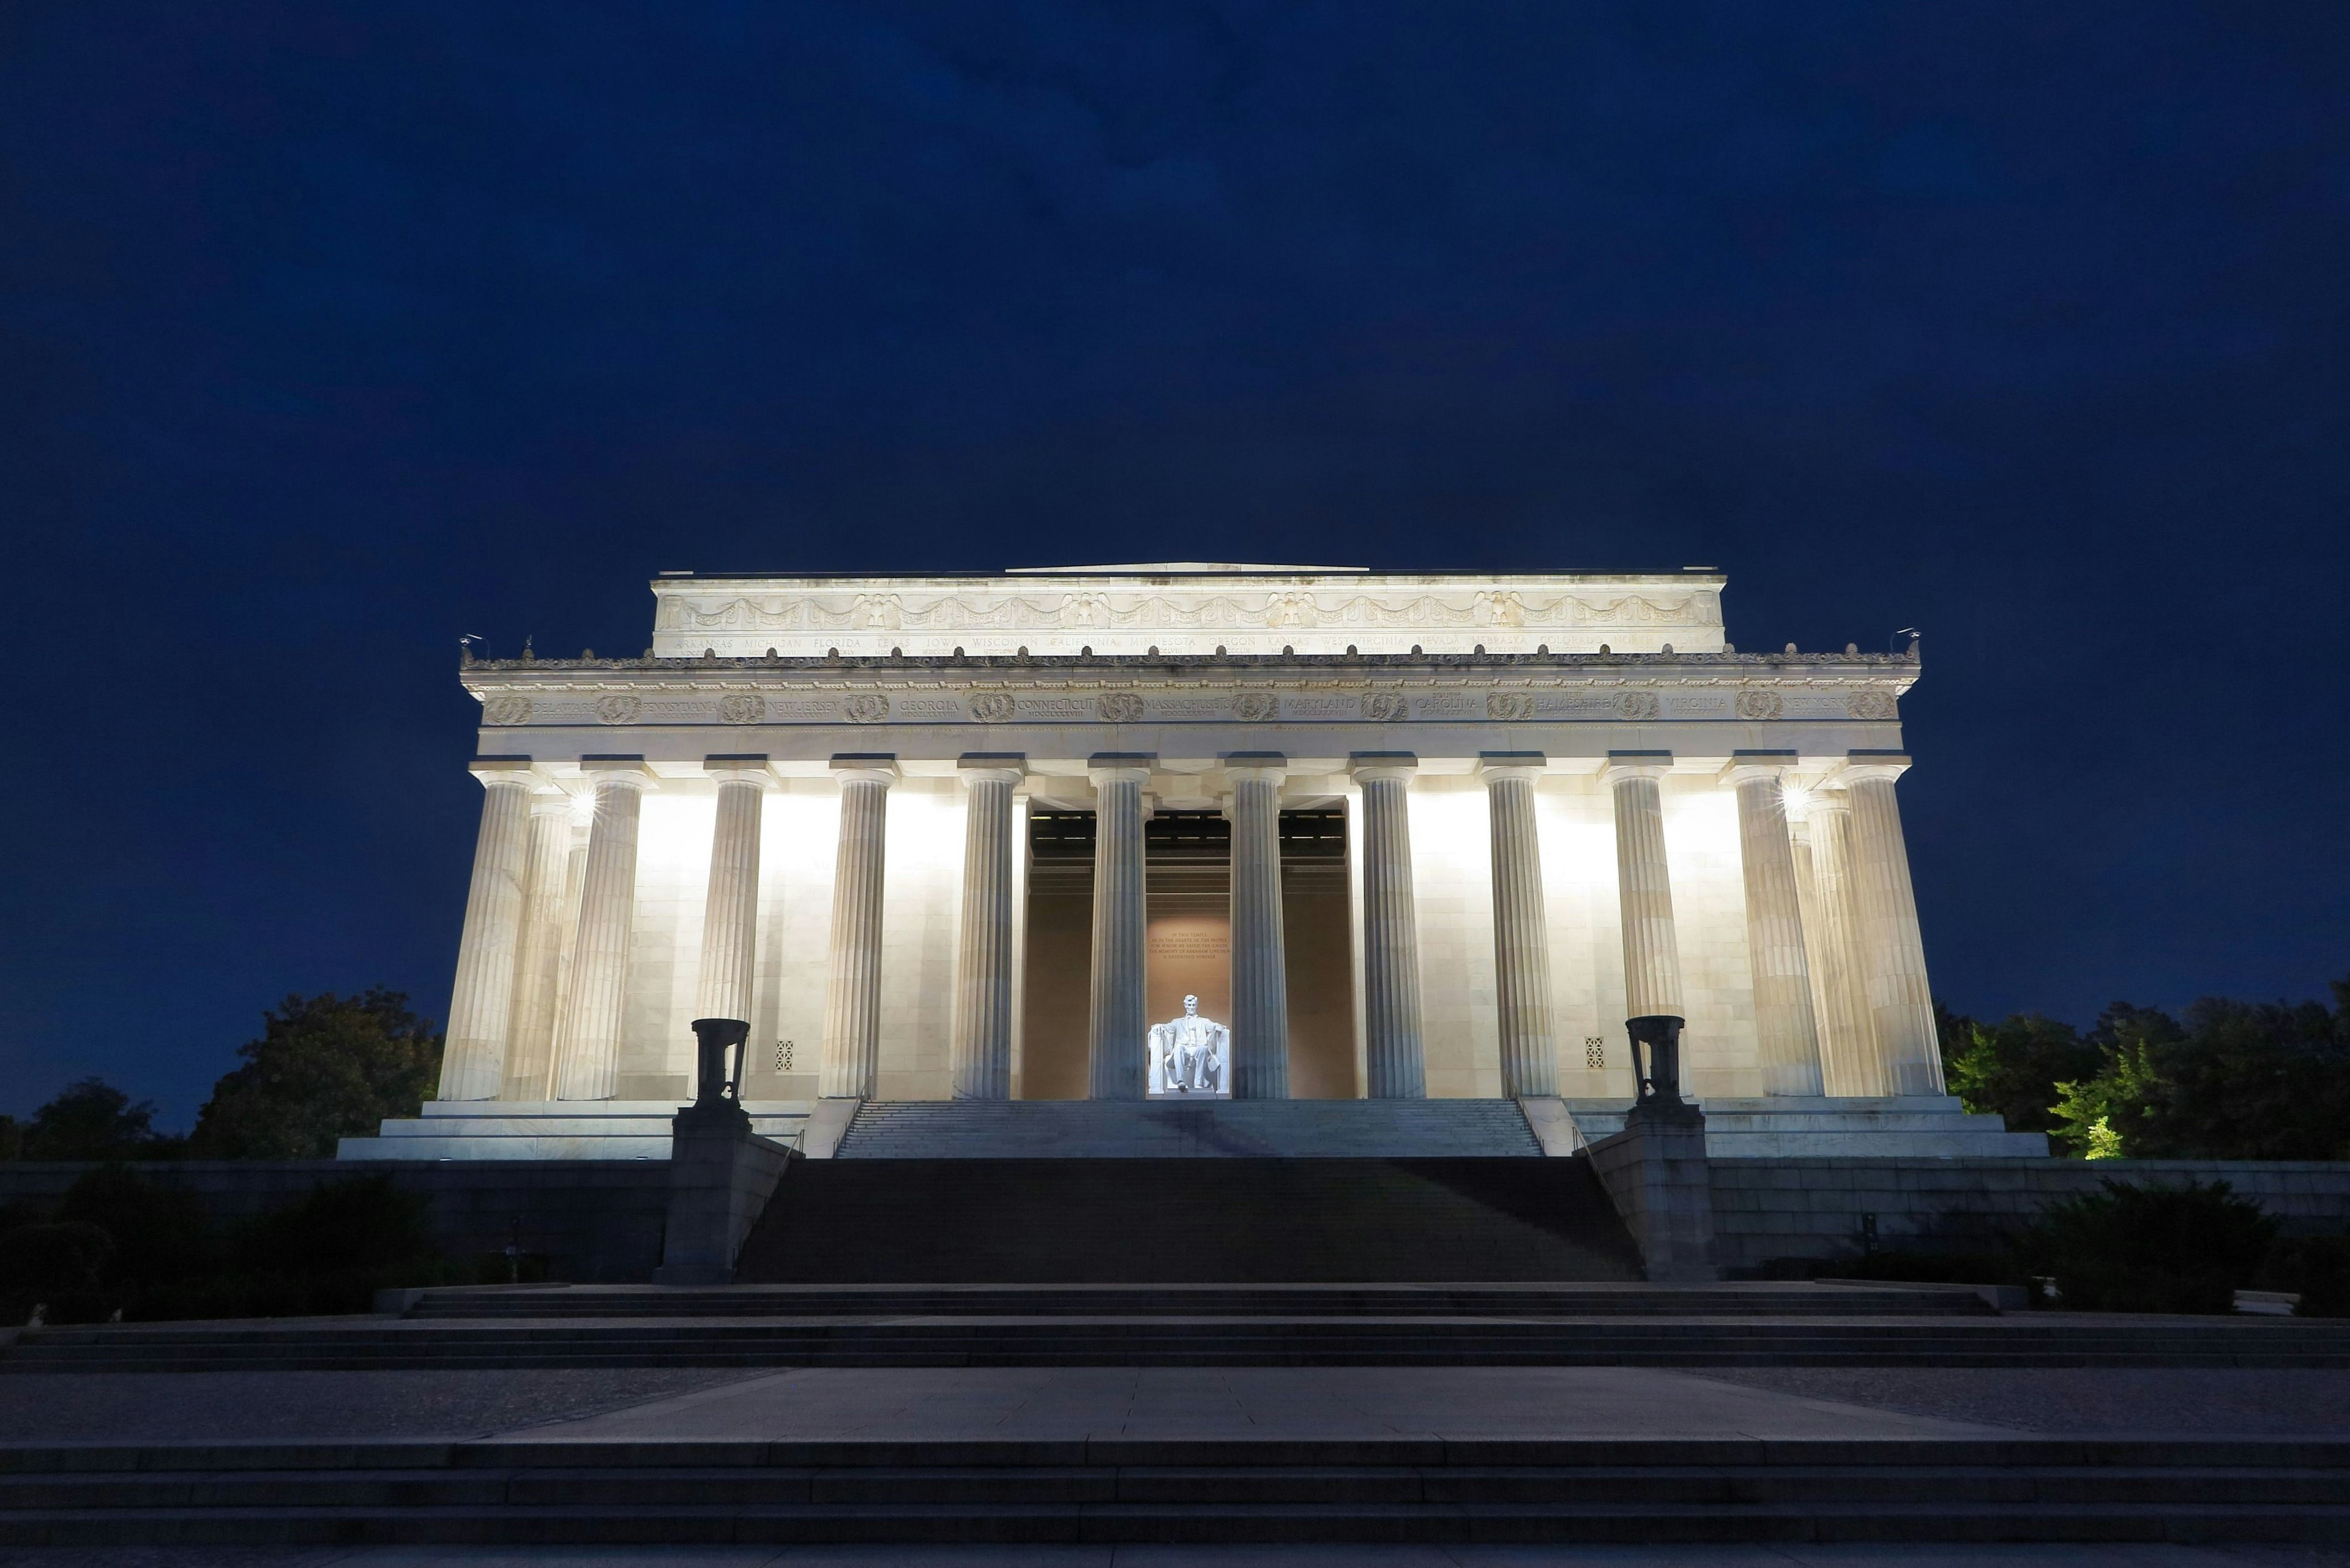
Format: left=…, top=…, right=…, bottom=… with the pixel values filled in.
left=345, top=565, right=2040, bottom=1160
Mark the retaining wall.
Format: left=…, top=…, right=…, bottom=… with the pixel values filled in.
left=1710, top=1157, right=2350, bottom=1274
left=0, top=1161, right=669, bottom=1283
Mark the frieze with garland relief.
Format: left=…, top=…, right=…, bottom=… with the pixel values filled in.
left=468, top=676, right=1902, bottom=728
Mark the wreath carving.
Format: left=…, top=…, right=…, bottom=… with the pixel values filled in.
left=1735, top=690, right=1783, bottom=721
left=843, top=693, right=888, bottom=723
left=483, top=695, right=533, bottom=726
left=594, top=695, right=641, bottom=726
left=1363, top=691, right=1409, bottom=722
left=1613, top=690, right=1660, bottom=721
left=968, top=692, right=1015, bottom=723
left=717, top=693, right=765, bottom=725
left=1848, top=689, right=1897, bottom=720
left=1487, top=692, right=1534, bottom=722
left=1233, top=691, right=1278, bottom=723
left=1097, top=692, right=1144, bottom=723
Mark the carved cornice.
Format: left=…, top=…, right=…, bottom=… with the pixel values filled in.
left=462, top=655, right=1914, bottom=731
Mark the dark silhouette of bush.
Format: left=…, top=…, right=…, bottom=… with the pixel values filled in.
left=2020, top=1178, right=2276, bottom=1313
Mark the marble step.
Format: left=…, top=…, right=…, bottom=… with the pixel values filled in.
left=398, top=1281, right=1996, bottom=1318
left=837, top=1099, right=1543, bottom=1158
left=13, top=1316, right=2350, bottom=1373
left=2, top=1438, right=2348, bottom=1545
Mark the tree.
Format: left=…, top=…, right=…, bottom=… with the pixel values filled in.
left=18, top=1079, right=179, bottom=1160
left=188, top=990, right=444, bottom=1160
left=2050, top=987, right=2350, bottom=1162
left=1938, top=1007, right=2104, bottom=1137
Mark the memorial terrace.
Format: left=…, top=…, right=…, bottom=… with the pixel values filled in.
left=352, top=564, right=1983, bottom=1163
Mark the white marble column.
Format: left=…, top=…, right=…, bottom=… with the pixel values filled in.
left=1723, top=753, right=1825, bottom=1097
left=692, top=756, right=772, bottom=1025
left=1804, top=788, right=1885, bottom=1096
left=553, top=760, right=654, bottom=1101
left=952, top=754, right=1024, bottom=1100
left=498, top=788, right=575, bottom=1101
left=1349, top=753, right=1424, bottom=1098
left=1226, top=754, right=1291, bottom=1099
left=1843, top=752, right=1945, bottom=1096
left=1480, top=753, right=1557, bottom=1099
left=1600, top=752, right=1686, bottom=1023
left=1087, top=755, right=1152, bottom=1100
left=438, top=760, right=537, bottom=1101
left=819, top=756, right=897, bottom=1100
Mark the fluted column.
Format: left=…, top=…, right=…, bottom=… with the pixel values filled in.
left=1226, top=754, right=1291, bottom=1099
left=499, top=789, right=575, bottom=1101
left=1600, top=752, right=1685, bottom=1021
left=438, top=759, right=537, bottom=1101
left=1723, top=752, right=1824, bottom=1096
left=1805, top=788, right=1884, bottom=1096
left=1087, top=755, right=1152, bottom=1099
left=1843, top=752, right=1945, bottom=1096
left=693, top=756, right=772, bottom=1025
left=1480, top=753, right=1557, bottom=1098
left=553, top=760, right=654, bottom=1100
left=1349, top=753, right=1424, bottom=1098
left=952, top=754, right=1024, bottom=1100
left=819, top=756, right=897, bottom=1100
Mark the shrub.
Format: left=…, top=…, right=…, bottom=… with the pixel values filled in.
left=2020, top=1179, right=2276, bottom=1313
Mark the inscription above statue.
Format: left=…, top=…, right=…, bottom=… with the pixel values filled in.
left=1147, top=995, right=1229, bottom=1099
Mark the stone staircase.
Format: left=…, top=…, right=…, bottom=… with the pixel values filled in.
left=1564, top=1096, right=2049, bottom=1158
left=835, top=1098, right=1543, bottom=1158
left=736, top=1156, right=1639, bottom=1283
left=5, top=1435, right=2349, bottom=1545
left=15, top=1284, right=2350, bottom=1373
left=335, top=1100, right=815, bottom=1160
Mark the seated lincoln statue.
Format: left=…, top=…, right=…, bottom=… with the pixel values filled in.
left=1147, top=995, right=1230, bottom=1098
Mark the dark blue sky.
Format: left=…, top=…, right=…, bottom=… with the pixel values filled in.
left=4, top=2, right=2345, bottom=1122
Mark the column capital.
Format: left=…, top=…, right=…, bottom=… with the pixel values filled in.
left=1477, top=750, right=1546, bottom=785
left=830, top=752, right=901, bottom=786
left=580, top=755, right=655, bottom=791
left=1223, top=750, right=1288, bottom=783
left=469, top=755, right=538, bottom=790
left=527, top=786, right=573, bottom=818
left=1599, top=749, right=1673, bottom=785
left=1348, top=750, right=1417, bottom=783
left=1720, top=749, right=1798, bottom=786
left=1805, top=784, right=1853, bottom=817
left=1838, top=749, right=1912, bottom=785
left=703, top=753, right=776, bottom=787
left=958, top=752, right=1028, bottom=785
left=1087, top=752, right=1155, bottom=785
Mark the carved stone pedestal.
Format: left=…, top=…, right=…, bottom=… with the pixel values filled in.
left=1585, top=1013, right=1717, bottom=1282
left=654, top=1111, right=793, bottom=1285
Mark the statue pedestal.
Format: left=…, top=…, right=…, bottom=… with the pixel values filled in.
left=654, top=1105, right=794, bottom=1285
left=1585, top=1099, right=1716, bottom=1283
left=1147, top=1007, right=1232, bottom=1099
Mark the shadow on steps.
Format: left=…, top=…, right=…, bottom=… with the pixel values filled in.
left=732, top=1157, right=1644, bottom=1284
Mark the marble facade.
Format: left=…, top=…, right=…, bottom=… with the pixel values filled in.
left=350, top=564, right=1997, bottom=1159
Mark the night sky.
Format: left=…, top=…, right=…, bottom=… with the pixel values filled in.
left=4, top=4, right=2345, bottom=1124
